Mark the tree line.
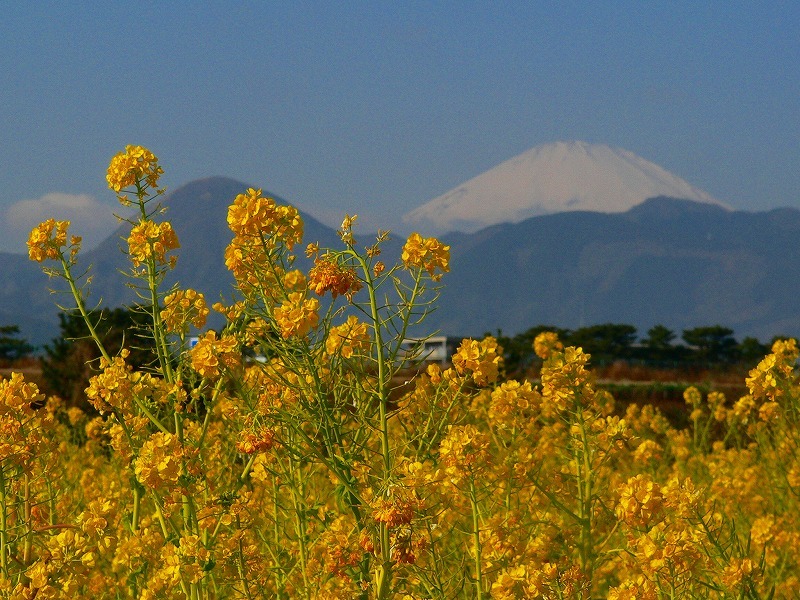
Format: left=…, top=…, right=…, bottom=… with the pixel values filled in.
left=495, top=323, right=787, bottom=376
left=0, top=314, right=793, bottom=403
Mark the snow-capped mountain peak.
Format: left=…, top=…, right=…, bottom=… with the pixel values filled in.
left=404, top=141, right=726, bottom=233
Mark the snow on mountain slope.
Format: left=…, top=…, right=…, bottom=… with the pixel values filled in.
left=404, top=141, right=727, bottom=233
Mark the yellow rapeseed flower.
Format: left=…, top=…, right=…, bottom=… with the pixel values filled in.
left=190, top=331, right=241, bottom=380
left=134, top=432, right=182, bottom=490
left=401, top=232, right=450, bottom=280
left=452, top=336, right=503, bottom=387
left=325, top=316, right=370, bottom=359
left=85, top=350, right=135, bottom=414
left=308, top=255, right=362, bottom=300
left=683, top=386, right=702, bottom=407
left=127, top=220, right=180, bottom=268
left=539, top=346, right=592, bottom=415
left=438, top=424, right=491, bottom=482
left=616, top=474, right=664, bottom=529
left=533, top=331, right=563, bottom=359
left=722, top=558, right=755, bottom=591
left=106, top=145, right=163, bottom=199
left=161, top=288, right=209, bottom=333
left=274, top=292, right=320, bottom=339
left=227, top=187, right=303, bottom=249
left=236, top=427, right=277, bottom=454
left=27, top=218, right=71, bottom=262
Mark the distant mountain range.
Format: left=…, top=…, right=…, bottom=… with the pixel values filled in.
left=404, top=141, right=726, bottom=233
left=435, top=197, right=800, bottom=342
left=4, top=176, right=800, bottom=349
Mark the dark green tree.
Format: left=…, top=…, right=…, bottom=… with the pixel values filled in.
left=641, top=324, right=683, bottom=363
left=495, top=325, right=571, bottom=377
left=738, top=336, right=771, bottom=365
left=41, top=307, right=158, bottom=406
left=0, top=324, right=34, bottom=363
left=567, top=323, right=638, bottom=364
left=682, top=325, right=739, bottom=365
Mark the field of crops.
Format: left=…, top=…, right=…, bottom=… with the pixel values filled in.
left=2, top=147, right=798, bottom=599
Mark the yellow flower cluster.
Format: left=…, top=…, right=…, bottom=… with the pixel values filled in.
left=190, top=331, right=241, bottom=380
left=683, top=385, right=702, bottom=407
left=127, top=220, right=180, bottom=268
left=452, top=336, right=502, bottom=386
left=539, top=345, right=592, bottom=414
left=746, top=338, right=799, bottom=401
left=223, top=238, right=274, bottom=295
left=283, top=268, right=307, bottom=292
left=616, top=474, right=664, bottom=528
left=488, top=379, right=541, bottom=426
left=491, top=564, right=591, bottom=600
left=533, top=330, right=563, bottom=359
left=371, top=489, right=420, bottom=527
left=212, top=300, right=245, bottom=323
left=27, top=218, right=72, bottom=262
left=106, top=144, right=163, bottom=195
left=273, top=292, right=320, bottom=339
left=227, top=187, right=303, bottom=249
left=325, top=316, right=370, bottom=359
left=308, top=256, right=362, bottom=300
left=439, top=424, right=490, bottom=482
left=607, top=577, right=658, bottom=599
left=85, top=350, right=135, bottom=413
left=134, top=432, right=184, bottom=490
left=0, top=373, right=48, bottom=469
left=401, top=232, right=450, bottom=280
left=722, top=557, right=756, bottom=591
left=235, top=427, right=277, bottom=454
left=161, top=288, right=209, bottom=333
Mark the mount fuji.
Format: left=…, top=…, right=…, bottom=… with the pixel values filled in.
left=404, top=141, right=727, bottom=233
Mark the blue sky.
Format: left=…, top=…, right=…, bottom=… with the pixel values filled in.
left=1, top=2, right=798, bottom=252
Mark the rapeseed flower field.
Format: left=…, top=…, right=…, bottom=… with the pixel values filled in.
left=2, top=147, right=798, bottom=598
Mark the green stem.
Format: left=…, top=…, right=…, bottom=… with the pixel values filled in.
left=354, top=251, right=395, bottom=598
left=146, top=249, right=174, bottom=383
left=469, top=479, right=484, bottom=600
left=237, top=534, right=254, bottom=600
left=358, top=255, right=391, bottom=476
left=0, top=468, right=8, bottom=578
left=134, top=180, right=174, bottom=384
left=131, top=396, right=170, bottom=434
left=289, top=456, right=311, bottom=599
left=22, top=474, right=31, bottom=566
left=271, top=474, right=285, bottom=598
left=131, top=484, right=142, bottom=532
left=575, top=408, right=594, bottom=594
left=174, top=411, right=196, bottom=535
left=198, top=379, right=224, bottom=448
left=46, top=479, right=56, bottom=527
left=209, top=455, right=258, bottom=546
left=60, top=255, right=110, bottom=362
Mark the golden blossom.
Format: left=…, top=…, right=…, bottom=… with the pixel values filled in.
left=27, top=219, right=71, bottom=262
left=401, top=232, right=450, bottom=280
left=106, top=145, right=163, bottom=197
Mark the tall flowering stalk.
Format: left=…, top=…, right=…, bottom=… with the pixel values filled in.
left=25, top=146, right=458, bottom=598
left=221, top=197, right=451, bottom=597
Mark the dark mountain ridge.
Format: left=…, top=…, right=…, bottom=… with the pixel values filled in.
left=5, top=179, right=800, bottom=349
left=434, top=196, right=800, bottom=341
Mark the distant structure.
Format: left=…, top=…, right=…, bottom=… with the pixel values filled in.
left=398, top=336, right=461, bottom=367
